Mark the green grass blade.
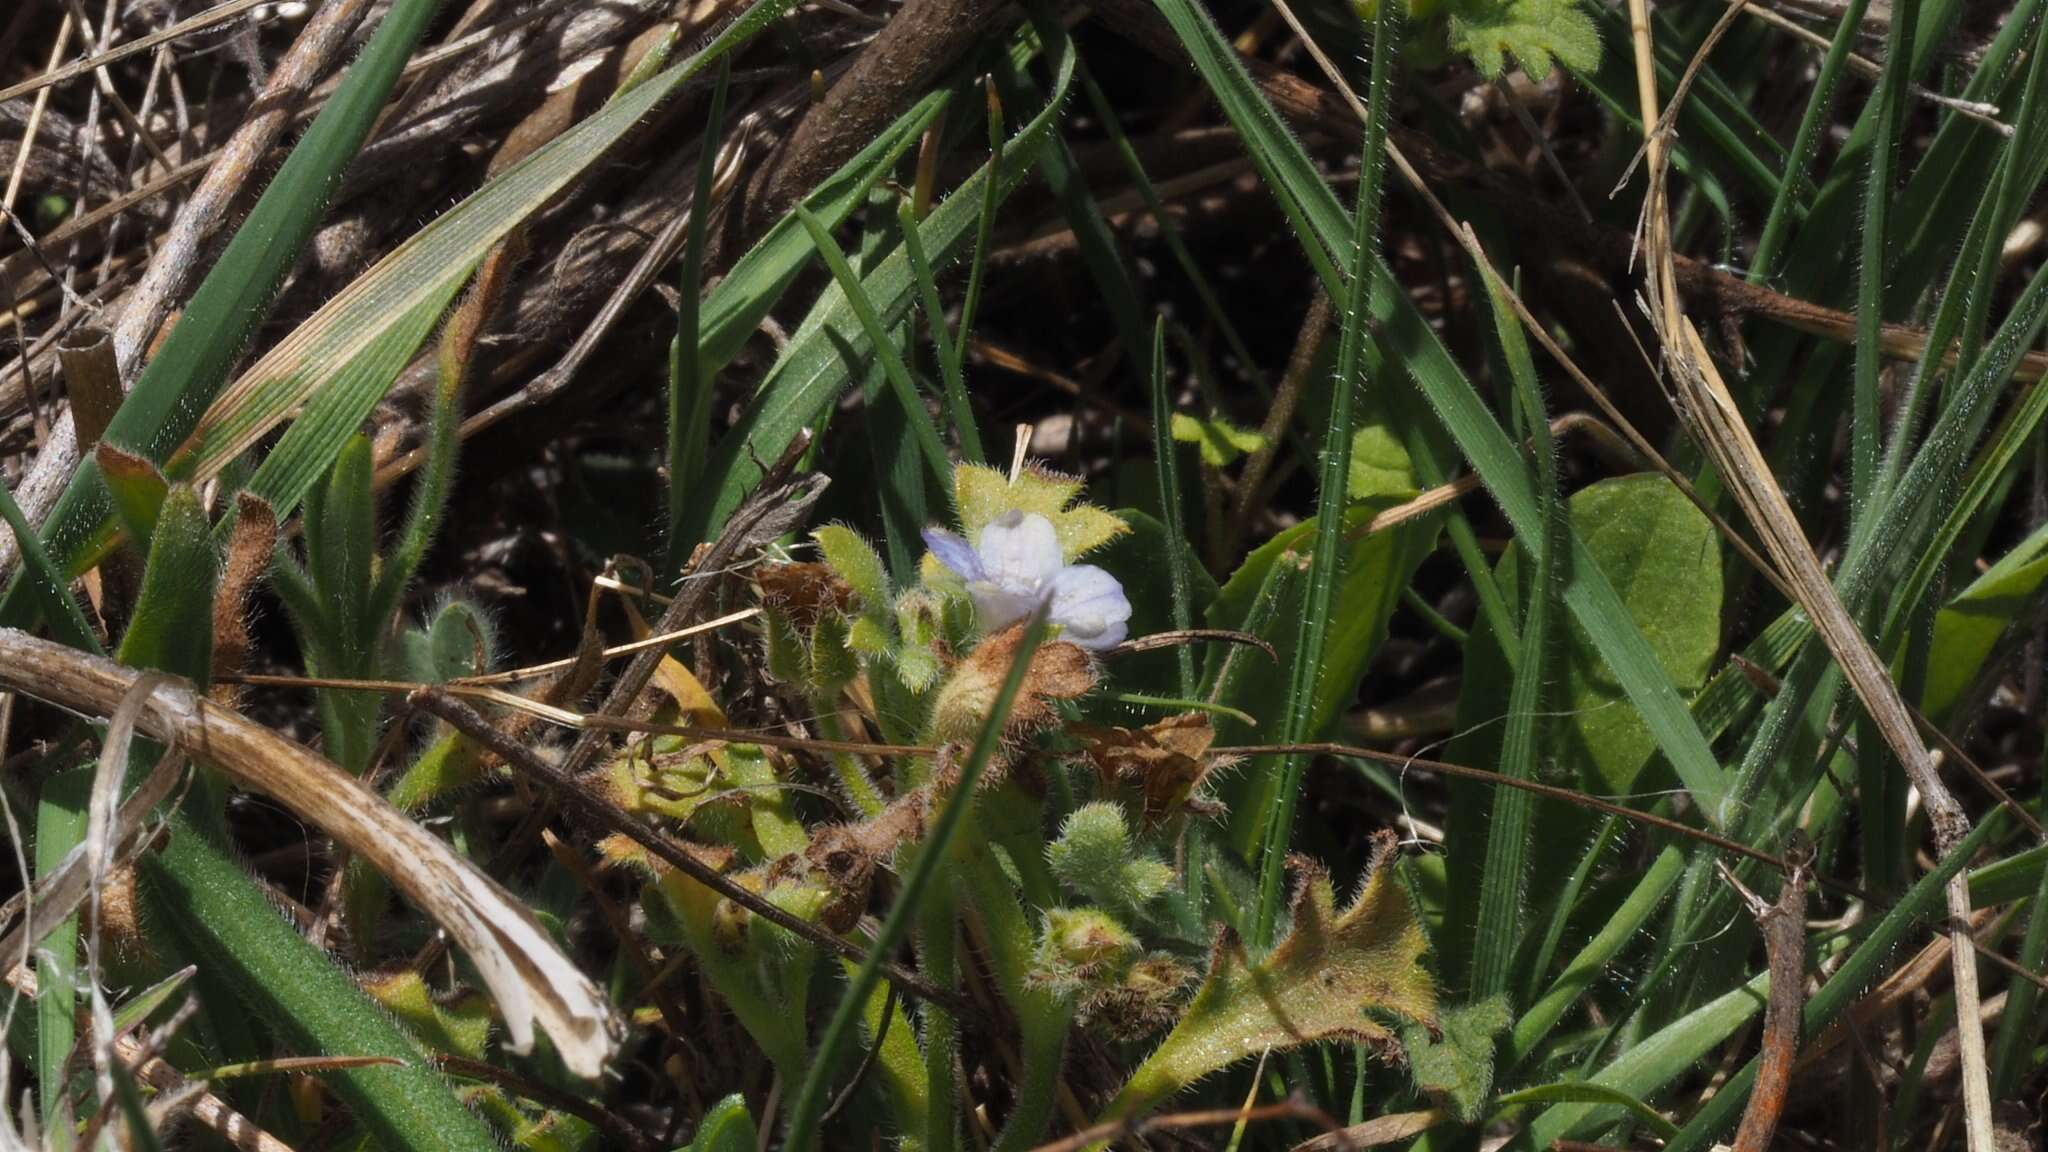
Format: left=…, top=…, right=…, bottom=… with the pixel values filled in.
left=682, top=27, right=1077, bottom=546
left=1144, top=0, right=1730, bottom=822
left=1493, top=1082, right=1679, bottom=1140
left=794, top=205, right=954, bottom=489
left=1991, top=835, right=2048, bottom=1095
left=949, top=77, right=1008, bottom=388
left=1076, top=58, right=1264, bottom=393
left=898, top=197, right=981, bottom=463
left=1749, top=0, right=1873, bottom=282
left=701, top=91, right=947, bottom=382
left=0, top=473, right=96, bottom=653
left=1849, top=0, right=1920, bottom=512
left=670, top=57, right=732, bottom=546
left=1509, top=847, right=1683, bottom=1064
left=782, top=616, right=1048, bottom=1151
left=1149, top=318, right=1198, bottom=697
left=1468, top=260, right=1559, bottom=1003
left=1250, top=0, right=1396, bottom=951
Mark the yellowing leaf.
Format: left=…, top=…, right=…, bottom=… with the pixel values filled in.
left=1106, top=836, right=1434, bottom=1119
left=364, top=970, right=493, bottom=1061
left=1170, top=413, right=1266, bottom=468
left=952, top=462, right=1128, bottom=559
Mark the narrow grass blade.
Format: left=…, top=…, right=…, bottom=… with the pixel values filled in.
left=670, top=56, right=732, bottom=543
left=1149, top=319, right=1198, bottom=697
left=1509, top=846, right=1683, bottom=1064
left=898, top=197, right=981, bottom=463
left=1848, top=0, right=1920, bottom=510
left=1250, top=0, right=1395, bottom=951
left=793, top=206, right=954, bottom=489
left=1467, top=257, right=1559, bottom=1003
left=683, top=28, right=1077, bottom=546
left=1749, top=0, right=1872, bottom=281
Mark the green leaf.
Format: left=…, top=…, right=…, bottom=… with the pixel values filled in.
left=1208, top=499, right=1435, bottom=858
left=1404, top=996, right=1512, bottom=1122
left=366, top=969, right=494, bottom=1061
left=1920, top=516, right=2048, bottom=721
left=114, top=486, right=218, bottom=683
left=111, top=965, right=196, bottom=1035
left=1348, top=419, right=1419, bottom=500
left=952, top=462, right=1128, bottom=562
left=1456, top=475, right=1723, bottom=796
left=687, top=1096, right=760, bottom=1152
left=814, top=524, right=891, bottom=606
left=1106, top=849, right=1435, bottom=1119
left=1446, top=0, right=1601, bottom=78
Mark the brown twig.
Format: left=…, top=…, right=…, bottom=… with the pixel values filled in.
left=749, top=0, right=1001, bottom=233
left=1028, top=1093, right=1343, bottom=1152
left=1719, top=832, right=1812, bottom=1152
left=1108, top=628, right=1277, bottom=661
left=440, top=1053, right=659, bottom=1152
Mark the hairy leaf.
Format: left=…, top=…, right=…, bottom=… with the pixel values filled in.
left=1106, top=838, right=1433, bottom=1118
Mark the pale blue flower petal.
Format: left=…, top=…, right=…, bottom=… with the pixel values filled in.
left=1047, top=564, right=1132, bottom=650
left=968, top=582, right=1041, bottom=633
left=922, top=528, right=983, bottom=581
left=976, top=511, right=1064, bottom=591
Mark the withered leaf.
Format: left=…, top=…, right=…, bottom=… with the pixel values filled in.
left=1075, top=713, right=1225, bottom=827
left=756, top=562, right=854, bottom=629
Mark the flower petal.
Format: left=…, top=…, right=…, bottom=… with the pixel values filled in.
left=922, top=528, right=983, bottom=582
left=1048, top=565, right=1132, bottom=650
left=977, top=511, right=1064, bottom=592
left=968, top=582, right=1041, bottom=633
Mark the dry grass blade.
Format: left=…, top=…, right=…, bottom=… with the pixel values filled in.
left=1620, top=2, right=1995, bottom=1149
left=0, top=629, right=623, bottom=1078
left=3, top=965, right=295, bottom=1152
left=0, top=0, right=379, bottom=582
left=0, top=0, right=273, bottom=104
left=0, top=737, right=179, bottom=972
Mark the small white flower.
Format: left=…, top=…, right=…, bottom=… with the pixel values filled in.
left=924, top=511, right=1132, bottom=650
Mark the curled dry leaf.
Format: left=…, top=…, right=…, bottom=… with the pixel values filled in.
left=0, top=629, right=622, bottom=1078
left=1075, top=713, right=1228, bottom=828
left=931, top=622, right=1095, bottom=748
